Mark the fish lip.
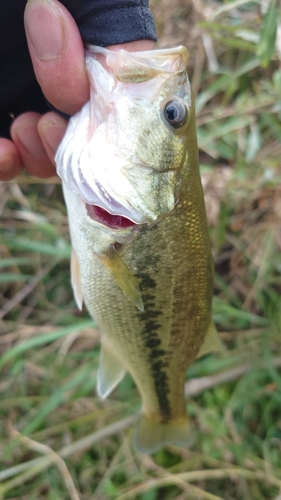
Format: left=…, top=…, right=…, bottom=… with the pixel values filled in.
left=61, top=165, right=151, bottom=225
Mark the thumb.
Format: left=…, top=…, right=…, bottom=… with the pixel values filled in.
left=24, top=0, right=89, bottom=115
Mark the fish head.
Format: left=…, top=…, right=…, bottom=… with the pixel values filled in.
left=55, top=46, right=193, bottom=232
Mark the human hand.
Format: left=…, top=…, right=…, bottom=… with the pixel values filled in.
left=0, top=0, right=89, bottom=181
left=0, top=0, right=155, bottom=182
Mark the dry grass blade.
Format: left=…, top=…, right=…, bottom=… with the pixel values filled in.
left=0, top=260, right=57, bottom=320
left=3, top=176, right=61, bottom=185
left=185, top=357, right=281, bottom=397
left=137, top=456, right=225, bottom=500
left=7, top=423, right=81, bottom=500
left=0, top=415, right=137, bottom=495
left=117, top=480, right=224, bottom=500
left=115, top=467, right=281, bottom=500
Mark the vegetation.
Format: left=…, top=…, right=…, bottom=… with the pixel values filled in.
left=0, top=0, right=281, bottom=498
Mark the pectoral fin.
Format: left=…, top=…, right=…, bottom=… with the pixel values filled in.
left=97, top=247, right=144, bottom=311
left=196, top=320, right=224, bottom=358
left=71, top=249, right=83, bottom=310
left=97, top=341, right=126, bottom=399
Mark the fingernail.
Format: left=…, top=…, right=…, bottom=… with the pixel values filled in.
left=0, top=154, right=15, bottom=172
left=25, top=0, right=65, bottom=60
left=40, top=119, right=67, bottom=155
left=16, top=125, right=46, bottom=157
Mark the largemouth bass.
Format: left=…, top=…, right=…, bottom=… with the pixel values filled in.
left=55, top=46, right=222, bottom=453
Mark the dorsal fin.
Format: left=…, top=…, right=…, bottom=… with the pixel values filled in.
left=196, top=320, right=224, bottom=358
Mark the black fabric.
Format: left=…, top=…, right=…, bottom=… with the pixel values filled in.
left=60, top=0, right=157, bottom=47
left=0, top=0, right=157, bottom=138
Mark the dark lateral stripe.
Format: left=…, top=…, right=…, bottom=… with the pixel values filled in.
left=137, top=270, right=172, bottom=420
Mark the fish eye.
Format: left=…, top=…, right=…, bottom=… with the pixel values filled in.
left=163, top=100, right=187, bottom=129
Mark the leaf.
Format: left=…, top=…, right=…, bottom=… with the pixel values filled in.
left=212, top=296, right=270, bottom=328
left=0, top=258, right=33, bottom=269
left=261, top=112, right=281, bottom=142
left=0, top=320, right=95, bottom=370
left=141, top=490, right=158, bottom=500
left=1, top=236, right=71, bottom=258
left=245, top=122, right=261, bottom=161
left=273, top=69, right=281, bottom=97
left=0, top=273, right=32, bottom=284
left=257, top=0, right=278, bottom=67
left=22, top=363, right=94, bottom=435
left=211, top=0, right=260, bottom=20
left=196, top=58, right=260, bottom=113
left=198, top=116, right=253, bottom=147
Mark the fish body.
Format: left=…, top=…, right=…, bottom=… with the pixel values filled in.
left=55, top=46, right=221, bottom=453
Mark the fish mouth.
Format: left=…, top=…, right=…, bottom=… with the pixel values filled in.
left=86, top=204, right=137, bottom=230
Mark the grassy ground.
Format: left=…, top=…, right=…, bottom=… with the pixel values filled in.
left=1, top=0, right=281, bottom=499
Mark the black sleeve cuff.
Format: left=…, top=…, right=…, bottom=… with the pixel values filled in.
left=61, top=1, right=158, bottom=46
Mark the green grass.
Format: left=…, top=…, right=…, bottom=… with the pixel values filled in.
left=1, top=0, right=281, bottom=498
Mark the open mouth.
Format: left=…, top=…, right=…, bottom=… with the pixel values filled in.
left=86, top=204, right=136, bottom=229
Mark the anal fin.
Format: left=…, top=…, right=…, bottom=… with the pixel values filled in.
left=97, top=341, right=126, bottom=399
left=97, top=246, right=143, bottom=311
left=196, top=320, right=224, bottom=358
left=71, top=249, right=83, bottom=310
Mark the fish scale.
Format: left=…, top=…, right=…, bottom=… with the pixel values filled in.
left=56, top=45, right=222, bottom=453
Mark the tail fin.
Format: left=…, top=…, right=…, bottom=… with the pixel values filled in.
left=134, top=414, right=193, bottom=454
